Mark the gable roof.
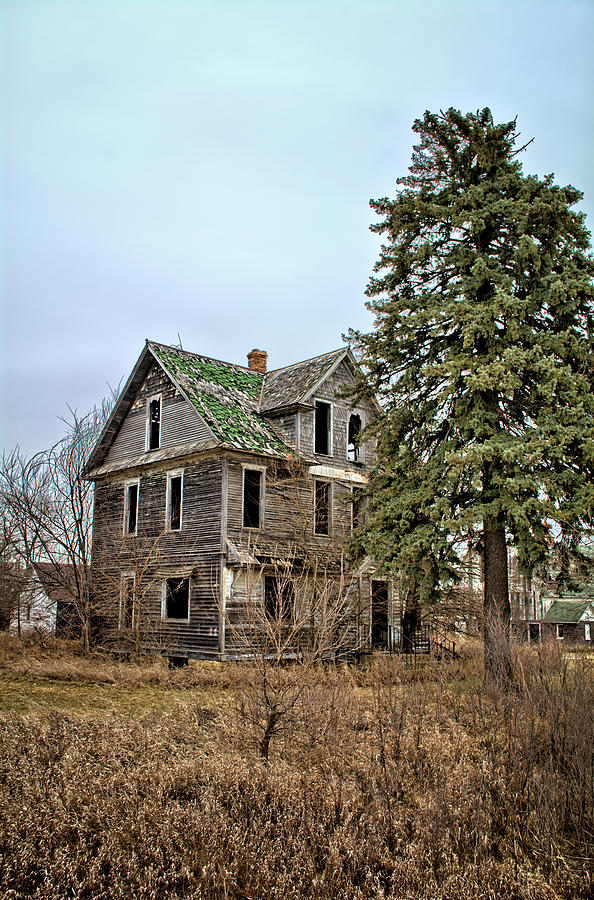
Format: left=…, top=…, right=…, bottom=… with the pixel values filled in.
left=149, top=342, right=290, bottom=456
left=85, top=340, right=370, bottom=476
left=259, top=348, right=351, bottom=412
left=543, top=600, right=594, bottom=623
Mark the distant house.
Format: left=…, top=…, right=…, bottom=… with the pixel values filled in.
left=540, top=599, right=594, bottom=643
left=84, top=341, right=398, bottom=661
left=9, top=562, right=79, bottom=636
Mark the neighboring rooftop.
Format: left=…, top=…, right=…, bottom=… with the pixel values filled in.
left=543, top=600, right=594, bottom=624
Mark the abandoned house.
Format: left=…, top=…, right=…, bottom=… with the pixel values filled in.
left=85, top=340, right=398, bottom=660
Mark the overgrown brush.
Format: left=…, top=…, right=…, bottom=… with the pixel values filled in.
left=0, top=637, right=592, bottom=898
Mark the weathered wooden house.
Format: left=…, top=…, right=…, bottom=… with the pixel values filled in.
left=85, top=341, right=394, bottom=660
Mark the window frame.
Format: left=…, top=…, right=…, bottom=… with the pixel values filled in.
left=119, top=572, right=136, bottom=630
left=314, top=478, right=332, bottom=536
left=161, top=576, right=191, bottom=623
left=242, top=464, right=266, bottom=530
left=347, top=411, right=363, bottom=463
left=123, top=479, right=139, bottom=537
left=166, top=470, right=184, bottom=532
left=557, top=623, right=564, bottom=639
left=264, top=575, right=294, bottom=622
left=145, top=394, right=162, bottom=451
left=314, top=399, right=332, bottom=457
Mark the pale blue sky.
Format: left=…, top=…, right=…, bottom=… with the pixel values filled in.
left=2, top=0, right=593, bottom=454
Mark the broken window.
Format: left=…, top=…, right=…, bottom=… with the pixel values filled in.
left=264, top=575, right=294, bottom=621
left=243, top=469, right=262, bottom=528
left=120, top=574, right=136, bottom=629
left=147, top=397, right=161, bottom=450
left=124, top=482, right=139, bottom=535
left=347, top=413, right=362, bottom=461
left=314, top=480, right=330, bottom=535
left=314, top=401, right=331, bottom=455
left=167, top=472, right=183, bottom=531
left=163, top=577, right=190, bottom=620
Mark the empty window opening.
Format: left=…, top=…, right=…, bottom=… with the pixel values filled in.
left=167, top=473, right=183, bottom=531
left=147, top=397, right=161, bottom=450
left=124, top=482, right=138, bottom=535
left=315, top=480, right=330, bottom=535
left=164, top=577, right=190, bottom=620
left=264, top=576, right=294, bottom=621
left=243, top=469, right=262, bottom=528
left=347, top=413, right=362, bottom=461
left=557, top=624, right=564, bottom=639
left=120, top=575, right=136, bottom=629
left=529, top=623, right=541, bottom=643
left=314, top=401, right=331, bottom=455
left=351, top=486, right=364, bottom=530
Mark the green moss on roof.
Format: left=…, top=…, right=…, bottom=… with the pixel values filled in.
left=543, top=600, right=593, bottom=623
left=149, top=342, right=289, bottom=455
left=151, top=344, right=263, bottom=399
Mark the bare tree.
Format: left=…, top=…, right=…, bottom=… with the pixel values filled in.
left=0, top=400, right=112, bottom=650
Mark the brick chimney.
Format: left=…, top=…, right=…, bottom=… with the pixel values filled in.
left=247, top=349, right=268, bottom=373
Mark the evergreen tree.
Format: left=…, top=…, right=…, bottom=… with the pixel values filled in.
left=348, top=108, right=594, bottom=677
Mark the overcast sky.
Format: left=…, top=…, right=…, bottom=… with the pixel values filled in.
left=2, top=0, right=593, bottom=456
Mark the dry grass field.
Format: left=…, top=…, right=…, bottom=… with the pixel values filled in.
left=0, top=634, right=592, bottom=899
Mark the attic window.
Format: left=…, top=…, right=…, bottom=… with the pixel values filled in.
left=314, top=480, right=331, bottom=535
left=163, top=577, right=190, bottom=621
left=124, top=482, right=139, bottom=536
left=347, top=414, right=362, bottom=462
left=147, top=397, right=161, bottom=450
left=243, top=469, right=263, bottom=529
left=314, top=401, right=331, bottom=455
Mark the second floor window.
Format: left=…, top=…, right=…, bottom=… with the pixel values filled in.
left=146, top=396, right=161, bottom=450
left=314, top=401, right=331, bottom=455
left=167, top=472, right=183, bottom=531
left=124, top=482, right=138, bottom=535
left=314, top=479, right=331, bottom=535
left=243, top=468, right=263, bottom=528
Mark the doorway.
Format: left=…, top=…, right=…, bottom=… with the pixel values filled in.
left=371, top=580, right=389, bottom=650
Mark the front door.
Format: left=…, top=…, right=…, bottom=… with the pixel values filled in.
left=371, top=580, right=389, bottom=650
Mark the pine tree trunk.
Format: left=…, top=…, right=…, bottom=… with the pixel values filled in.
left=483, top=515, right=512, bottom=684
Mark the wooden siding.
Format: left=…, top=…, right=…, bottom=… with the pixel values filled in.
left=91, top=455, right=224, bottom=658
left=107, top=361, right=213, bottom=464
left=298, top=360, right=377, bottom=467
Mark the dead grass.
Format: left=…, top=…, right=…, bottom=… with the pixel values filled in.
left=0, top=634, right=592, bottom=899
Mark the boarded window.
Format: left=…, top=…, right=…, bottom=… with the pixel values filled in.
left=167, top=473, right=183, bottom=531
left=243, top=469, right=262, bottom=528
left=264, top=576, right=294, bottom=621
left=120, top=575, right=135, bottom=629
left=347, top=413, right=362, bottom=461
left=314, top=480, right=330, bottom=535
left=314, top=401, right=331, bottom=455
left=124, top=483, right=138, bottom=535
left=164, top=577, right=189, bottom=620
left=147, top=397, right=161, bottom=450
